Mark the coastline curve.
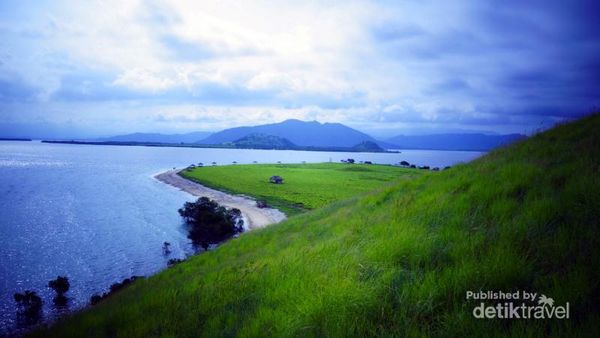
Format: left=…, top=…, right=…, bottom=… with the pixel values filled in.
left=154, top=169, right=287, bottom=230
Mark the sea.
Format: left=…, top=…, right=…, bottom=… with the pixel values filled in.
left=0, top=140, right=483, bottom=333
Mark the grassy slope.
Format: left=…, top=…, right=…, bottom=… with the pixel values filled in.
left=180, top=163, right=422, bottom=215
left=36, top=115, right=599, bottom=337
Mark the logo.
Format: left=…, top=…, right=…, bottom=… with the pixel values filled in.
left=466, top=291, right=569, bottom=319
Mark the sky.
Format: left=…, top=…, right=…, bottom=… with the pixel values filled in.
left=0, top=0, right=599, bottom=138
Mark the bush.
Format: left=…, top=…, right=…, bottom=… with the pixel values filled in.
left=48, top=276, right=70, bottom=296
left=90, top=276, right=143, bottom=306
left=167, top=258, right=184, bottom=267
left=90, top=294, right=102, bottom=306
left=109, top=277, right=140, bottom=293
left=178, top=197, right=244, bottom=250
left=256, top=200, right=268, bottom=208
left=14, top=290, right=42, bottom=309
left=14, top=290, right=43, bottom=325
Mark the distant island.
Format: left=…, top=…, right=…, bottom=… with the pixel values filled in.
left=0, top=138, right=32, bottom=141
left=41, top=136, right=392, bottom=153
left=198, top=119, right=380, bottom=148
left=224, top=133, right=386, bottom=152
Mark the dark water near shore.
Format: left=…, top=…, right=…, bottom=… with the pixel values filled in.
left=0, top=141, right=483, bottom=333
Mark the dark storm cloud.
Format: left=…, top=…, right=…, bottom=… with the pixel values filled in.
left=0, top=76, right=39, bottom=102
left=473, top=0, right=600, bottom=116
left=370, top=0, right=600, bottom=128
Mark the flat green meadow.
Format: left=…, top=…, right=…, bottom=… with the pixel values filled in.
left=180, top=162, right=423, bottom=214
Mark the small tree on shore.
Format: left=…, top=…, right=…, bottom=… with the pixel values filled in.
left=48, top=276, right=70, bottom=307
left=14, top=290, right=43, bottom=325
left=48, top=276, right=70, bottom=296
left=178, top=197, right=244, bottom=250
left=162, top=241, right=171, bottom=255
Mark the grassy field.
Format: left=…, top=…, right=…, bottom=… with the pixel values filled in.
left=35, top=114, right=599, bottom=337
left=180, top=162, right=423, bottom=215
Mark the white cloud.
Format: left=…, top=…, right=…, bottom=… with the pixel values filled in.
left=0, top=0, right=597, bottom=136
left=21, top=0, right=378, bottom=97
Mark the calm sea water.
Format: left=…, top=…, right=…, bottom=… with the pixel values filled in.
left=0, top=141, right=483, bottom=332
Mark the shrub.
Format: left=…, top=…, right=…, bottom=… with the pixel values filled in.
left=256, top=200, right=268, bottom=208
left=167, top=258, right=184, bottom=267
left=48, top=276, right=70, bottom=296
left=14, top=290, right=43, bottom=325
left=90, top=276, right=143, bottom=306
left=178, top=197, right=244, bottom=250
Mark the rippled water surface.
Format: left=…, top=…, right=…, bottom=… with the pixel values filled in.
left=0, top=141, right=483, bottom=332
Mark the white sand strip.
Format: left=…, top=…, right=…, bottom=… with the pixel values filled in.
left=154, top=169, right=287, bottom=230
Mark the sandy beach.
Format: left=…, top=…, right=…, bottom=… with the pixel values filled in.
left=154, top=169, right=287, bottom=230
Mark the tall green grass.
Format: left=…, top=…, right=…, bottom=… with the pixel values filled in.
left=35, top=114, right=600, bottom=337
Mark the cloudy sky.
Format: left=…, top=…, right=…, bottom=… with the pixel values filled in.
left=0, top=0, right=598, bottom=138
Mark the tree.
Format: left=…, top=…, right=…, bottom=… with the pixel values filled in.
left=49, top=276, right=70, bottom=307
left=14, top=290, right=42, bottom=309
left=178, top=197, right=244, bottom=250
left=48, top=276, right=70, bottom=296
left=162, top=241, right=171, bottom=255
left=14, top=290, right=43, bottom=325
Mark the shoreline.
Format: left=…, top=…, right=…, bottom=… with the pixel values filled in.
left=154, top=169, right=287, bottom=229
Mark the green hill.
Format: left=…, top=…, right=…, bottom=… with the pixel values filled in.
left=36, top=114, right=600, bottom=337
left=351, top=140, right=384, bottom=152
left=230, top=133, right=297, bottom=149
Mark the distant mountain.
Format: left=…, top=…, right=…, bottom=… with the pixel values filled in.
left=100, top=123, right=524, bottom=152
left=198, top=119, right=376, bottom=147
left=231, top=133, right=296, bottom=149
left=100, top=131, right=212, bottom=144
left=386, top=133, right=526, bottom=151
